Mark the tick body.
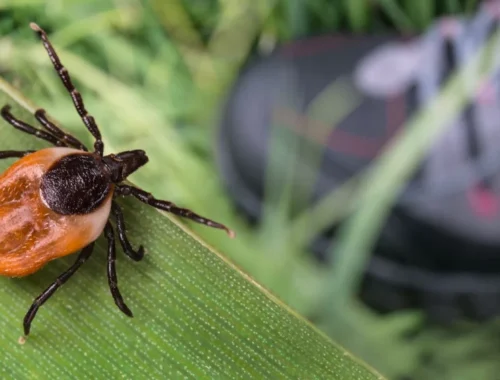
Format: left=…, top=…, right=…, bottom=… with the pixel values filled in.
left=0, top=23, right=234, bottom=336
left=0, top=148, right=111, bottom=276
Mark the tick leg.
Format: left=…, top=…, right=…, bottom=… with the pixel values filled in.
left=0, top=150, right=35, bottom=159
left=1, top=105, right=66, bottom=147
left=34, top=108, right=88, bottom=151
left=116, top=184, right=235, bottom=238
left=111, top=201, right=144, bottom=261
left=105, top=222, right=133, bottom=317
left=23, top=242, right=95, bottom=336
left=30, top=23, right=104, bottom=156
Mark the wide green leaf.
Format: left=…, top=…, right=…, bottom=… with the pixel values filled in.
left=0, top=83, right=383, bottom=379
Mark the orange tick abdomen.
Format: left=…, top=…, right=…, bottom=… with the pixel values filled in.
left=0, top=147, right=113, bottom=277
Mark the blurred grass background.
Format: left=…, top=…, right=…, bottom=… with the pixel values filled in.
left=0, top=0, right=497, bottom=379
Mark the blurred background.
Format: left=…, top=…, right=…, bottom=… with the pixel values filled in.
left=3, top=0, right=500, bottom=378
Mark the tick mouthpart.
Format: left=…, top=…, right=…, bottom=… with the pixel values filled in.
left=103, top=150, right=149, bottom=183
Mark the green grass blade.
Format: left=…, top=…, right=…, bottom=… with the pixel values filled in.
left=0, top=84, right=384, bottom=379
left=375, top=0, right=415, bottom=31
left=343, top=0, right=370, bottom=32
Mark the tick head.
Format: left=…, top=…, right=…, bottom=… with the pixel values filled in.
left=103, top=150, right=149, bottom=183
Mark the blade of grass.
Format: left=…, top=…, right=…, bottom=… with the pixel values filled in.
left=375, top=0, right=415, bottom=32
left=285, top=0, right=308, bottom=37
left=344, top=0, right=370, bottom=32
left=47, top=6, right=139, bottom=47
left=258, top=71, right=302, bottom=294
left=290, top=173, right=363, bottom=248
left=150, top=0, right=204, bottom=50
left=0, top=0, right=45, bottom=8
left=284, top=76, right=362, bottom=217
left=0, top=82, right=385, bottom=379
left=192, top=0, right=278, bottom=114
left=403, top=0, right=435, bottom=30
left=445, top=0, right=460, bottom=14
left=465, top=0, right=480, bottom=14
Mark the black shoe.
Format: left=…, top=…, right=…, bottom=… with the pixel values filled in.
left=217, top=2, right=500, bottom=323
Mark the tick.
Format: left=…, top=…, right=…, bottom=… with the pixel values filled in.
left=0, top=23, right=234, bottom=336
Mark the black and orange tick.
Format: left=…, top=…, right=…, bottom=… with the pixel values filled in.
left=0, top=23, right=234, bottom=336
